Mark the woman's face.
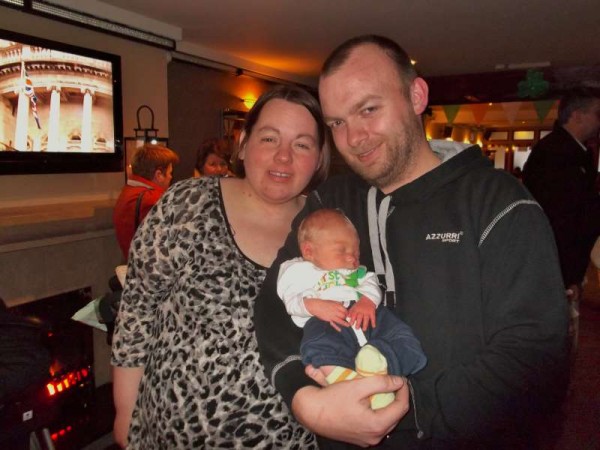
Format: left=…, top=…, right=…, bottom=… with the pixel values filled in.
left=203, top=152, right=229, bottom=176
left=239, top=99, right=321, bottom=204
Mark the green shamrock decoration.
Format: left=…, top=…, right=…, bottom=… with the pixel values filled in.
left=517, top=69, right=550, bottom=99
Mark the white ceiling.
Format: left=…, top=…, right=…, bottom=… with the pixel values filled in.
left=52, top=0, right=600, bottom=86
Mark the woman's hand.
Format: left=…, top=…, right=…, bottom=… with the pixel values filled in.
left=113, top=410, right=132, bottom=448
left=112, top=366, right=144, bottom=448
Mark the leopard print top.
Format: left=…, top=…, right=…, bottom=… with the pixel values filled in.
left=112, top=177, right=316, bottom=449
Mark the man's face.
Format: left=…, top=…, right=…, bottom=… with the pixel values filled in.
left=319, top=44, right=426, bottom=193
left=155, top=163, right=173, bottom=188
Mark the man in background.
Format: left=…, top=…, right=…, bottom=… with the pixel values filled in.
left=113, top=143, right=179, bottom=260
left=523, top=88, right=600, bottom=301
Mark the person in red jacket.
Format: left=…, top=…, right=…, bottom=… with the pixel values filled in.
left=113, top=143, right=179, bottom=260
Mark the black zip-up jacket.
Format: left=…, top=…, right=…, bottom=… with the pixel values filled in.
left=523, top=123, right=600, bottom=287
left=255, top=146, right=569, bottom=446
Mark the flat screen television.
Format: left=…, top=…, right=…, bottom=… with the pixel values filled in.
left=0, top=29, right=123, bottom=174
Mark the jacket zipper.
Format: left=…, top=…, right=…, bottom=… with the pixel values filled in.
left=408, top=379, right=424, bottom=439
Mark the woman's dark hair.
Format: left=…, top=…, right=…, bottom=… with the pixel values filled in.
left=230, top=85, right=330, bottom=191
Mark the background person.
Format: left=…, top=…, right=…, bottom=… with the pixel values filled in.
left=111, top=85, right=330, bottom=449
left=523, top=88, right=600, bottom=301
left=113, top=143, right=179, bottom=260
left=256, top=35, right=569, bottom=449
left=193, top=137, right=234, bottom=178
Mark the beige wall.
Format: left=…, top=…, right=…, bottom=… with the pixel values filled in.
left=0, top=6, right=171, bottom=386
left=0, top=6, right=170, bottom=207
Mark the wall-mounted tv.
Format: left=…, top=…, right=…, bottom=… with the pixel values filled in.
left=0, top=29, right=123, bottom=175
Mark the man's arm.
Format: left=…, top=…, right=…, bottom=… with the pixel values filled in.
left=292, top=377, right=409, bottom=447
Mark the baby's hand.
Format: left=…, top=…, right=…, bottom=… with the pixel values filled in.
left=347, top=296, right=377, bottom=331
left=304, top=298, right=350, bottom=332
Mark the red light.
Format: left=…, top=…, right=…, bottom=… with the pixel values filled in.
left=81, top=368, right=88, bottom=377
left=51, top=433, right=58, bottom=441
left=46, top=383, right=56, bottom=396
left=66, top=426, right=72, bottom=432
left=59, top=429, right=65, bottom=436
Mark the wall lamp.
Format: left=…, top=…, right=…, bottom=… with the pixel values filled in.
left=125, top=105, right=169, bottom=181
left=241, top=97, right=257, bottom=109
left=240, top=96, right=257, bottom=109
left=134, top=105, right=165, bottom=144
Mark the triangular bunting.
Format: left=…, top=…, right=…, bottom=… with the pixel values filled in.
left=469, top=103, right=489, bottom=124
left=533, top=99, right=556, bottom=123
left=500, top=102, right=522, bottom=125
left=442, top=104, right=461, bottom=124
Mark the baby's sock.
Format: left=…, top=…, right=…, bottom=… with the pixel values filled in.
left=325, top=366, right=358, bottom=384
left=355, top=344, right=395, bottom=410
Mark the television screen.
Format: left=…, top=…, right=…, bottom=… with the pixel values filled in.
left=0, top=29, right=123, bottom=174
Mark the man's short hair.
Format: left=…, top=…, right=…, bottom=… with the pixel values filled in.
left=321, top=35, right=418, bottom=93
left=131, top=144, right=179, bottom=180
left=558, top=87, right=600, bottom=125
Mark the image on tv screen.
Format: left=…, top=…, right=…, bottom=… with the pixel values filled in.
left=0, top=36, right=117, bottom=154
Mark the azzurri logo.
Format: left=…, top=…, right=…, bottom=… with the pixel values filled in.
left=425, top=231, right=463, bottom=243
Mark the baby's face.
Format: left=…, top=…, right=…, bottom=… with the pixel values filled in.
left=304, top=223, right=360, bottom=270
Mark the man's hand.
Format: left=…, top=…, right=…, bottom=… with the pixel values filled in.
left=292, top=376, right=409, bottom=447
left=565, top=283, right=582, bottom=302
left=304, top=298, right=350, bottom=331
left=347, top=296, right=377, bottom=331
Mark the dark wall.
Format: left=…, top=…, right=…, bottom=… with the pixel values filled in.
left=167, top=61, right=274, bottom=181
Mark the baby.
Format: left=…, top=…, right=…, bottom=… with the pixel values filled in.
left=277, top=209, right=426, bottom=409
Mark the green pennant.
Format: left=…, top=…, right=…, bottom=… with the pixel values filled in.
left=442, top=104, right=461, bottom=124
left=533, top=99, right=555, bottom=123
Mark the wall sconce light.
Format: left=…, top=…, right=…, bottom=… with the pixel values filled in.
left=134, top=105, right=166, bottom=144
left=241, top=97, right=257, bottom=110
left=125, top=105, right=169, bottom=182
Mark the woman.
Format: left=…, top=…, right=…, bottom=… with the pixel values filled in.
left=111, top=85, right=330, bottom=449
left=193, top=138, right=234, bottom=178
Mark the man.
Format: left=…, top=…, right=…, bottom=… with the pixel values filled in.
left=523, top=88, right=600, bottom=301
left=255, top=35, right=569, bottom=449
left=113, top=143, right=179, bottom=259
